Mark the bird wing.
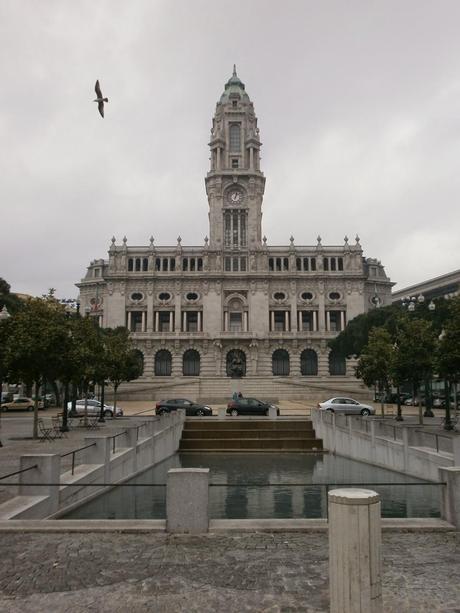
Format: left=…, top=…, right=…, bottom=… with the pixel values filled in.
left=98, top=101, right=105, bottom=118
left=95, top=80, right=103, bottom=98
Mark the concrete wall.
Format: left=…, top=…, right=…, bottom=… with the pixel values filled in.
left=0, top=412, right=185, bottom=520
left=312, top=409, right=458, bottom=482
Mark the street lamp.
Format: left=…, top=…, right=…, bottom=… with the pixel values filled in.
left=401, top=294, right=436, bottom=418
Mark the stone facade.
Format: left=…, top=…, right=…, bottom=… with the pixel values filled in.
left=77, top=68, right=392, bottom=399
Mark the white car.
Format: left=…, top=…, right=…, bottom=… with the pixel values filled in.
left=66, top=399, right=123, bottom=418
left=318, top=397, right=375, bottom=416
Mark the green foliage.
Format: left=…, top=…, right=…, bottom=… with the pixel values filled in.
left=328, top=304, right=400, bottom=358
left=391, top=318, right=436, bottom=389
left=103, top=327, right=144, bottom=389
left=437, top=298, right=460, bottom=384
left=0, top=278, right=23, bottom=315
left=355, top=328, right=393, bottom=391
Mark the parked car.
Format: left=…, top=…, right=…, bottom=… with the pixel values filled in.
left=155, top=399, right=213, bottom=416
left=403, top=397, right=426, bottom=406
left=1, top=397, right=45, bottom=412
left=226, top=397, right=280, bottom=416
left=66, top=399, right=123, bottom=418
left=433, top=397, right=460, bottom=409
left=374, top=392, right=411, bottom=404
left=317, top=397, right=375, bottom=416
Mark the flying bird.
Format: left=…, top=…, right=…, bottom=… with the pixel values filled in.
left=94, top=80, right=108, bottom=118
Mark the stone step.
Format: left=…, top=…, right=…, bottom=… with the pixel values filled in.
left=182, top=429, right=316, bottom=439
left=179, top=438, right=323, bottom=451
left=184, top=420, right=314, bottom=430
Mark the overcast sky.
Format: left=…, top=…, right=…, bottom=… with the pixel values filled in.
left=1, top=0, right=459, bottom=299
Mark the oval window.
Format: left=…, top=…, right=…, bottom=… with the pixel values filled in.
left=158, top=292, right=171, bottom=301
left=131, top=292, right=143, bottom=302
left=273, top=292, right=286, bottom=301
left=186, top=292, right=199, bottom=301
left=329, top=292, right=341, bottom=300
left=301, top=291, right=313, bottom=301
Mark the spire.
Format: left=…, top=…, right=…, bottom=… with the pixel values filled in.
left=233, top=64, right=237, bottom=77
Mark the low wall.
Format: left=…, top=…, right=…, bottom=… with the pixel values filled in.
left=0, top=411, right=185, bottom=520
left=311, top=409, right=460, bottom=482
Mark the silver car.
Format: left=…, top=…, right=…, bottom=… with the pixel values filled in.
left=66, top=399, right=123, bottom=418
left=318, top=397, right=375, bottom=416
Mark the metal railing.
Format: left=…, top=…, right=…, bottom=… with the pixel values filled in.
left=0, top=464, right=38, bottom=481
left=60, top=443, right=97, bottom=475
left=108, top=431, right=127, bottom=454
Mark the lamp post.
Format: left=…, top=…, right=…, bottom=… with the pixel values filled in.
left=59, top=299, right=79, bottom=433
left=0, top=306, right=11, bottom=447
left=401, top=294, right=436, bottom=418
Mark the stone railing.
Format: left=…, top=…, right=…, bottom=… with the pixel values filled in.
left=0, top=411, right=185, bottom=520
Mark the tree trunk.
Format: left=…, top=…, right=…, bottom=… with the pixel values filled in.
left=379, top=383, right=385, bottom=418
left=395, top=385, right=403, bottom=421
left=33, top=380, right=39, bottom=439
left=83, top=384, right=89, bottom=427
left=51, top=380, right=61, bottom=407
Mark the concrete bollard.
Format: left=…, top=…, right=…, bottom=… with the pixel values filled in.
left=452, top=438, right=460, bottom=467
left=328, top=488, right=382, bottom=613
left=439, top=467, right=460, bottom=528
left=166, top=468, right=209, bottom=533
left=19, top=454, right=61, bottom=516
left=218, top=407, right=227, bottom=419
left=268, top=406, right=277, bottom=419
left=84, top=436, right=111, bottom=482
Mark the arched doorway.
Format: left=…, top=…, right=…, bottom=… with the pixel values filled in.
left=300, top=349, right=318, bottom=376
left=226, top=349, right=246, bottom=378
left=272, top=349, right=290, bottom=376
left=154, top=350, right=172, bottom=376
left=328, top=350, right=346, bottom=376
left=183, top=349, right=200, bottom=376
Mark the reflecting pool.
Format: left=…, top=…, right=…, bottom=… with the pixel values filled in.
left=62, top=453, right=442, bottom=520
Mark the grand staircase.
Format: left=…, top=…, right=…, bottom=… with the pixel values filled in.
left=179, top=418, right=323, bottom=452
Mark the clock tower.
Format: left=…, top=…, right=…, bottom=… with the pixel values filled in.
left=205, top=67, right=265, bottom=257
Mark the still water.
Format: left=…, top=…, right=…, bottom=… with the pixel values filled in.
left=63, top=453, right=441, bottom=520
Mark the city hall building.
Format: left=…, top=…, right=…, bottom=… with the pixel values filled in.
left=77, top=68, right=392, bottom=400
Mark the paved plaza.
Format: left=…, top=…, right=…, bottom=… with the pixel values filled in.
left=0, top=403, right=458, bottom=612
left=0, top=530, right=458, bottom=612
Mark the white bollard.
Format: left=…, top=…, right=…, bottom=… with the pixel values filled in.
left=328, top=488, right=382, bottom=613
left=218, top=407, right=227, bottom=419
left=166, top=468, right=209, bottom=533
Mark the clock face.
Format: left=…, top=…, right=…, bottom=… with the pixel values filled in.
left=227, top=189, right=244, bottom=205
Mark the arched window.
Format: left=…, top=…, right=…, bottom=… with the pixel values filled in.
left=142, top=258, right=148, bottom=271
left=328, top=350, right=346, bottom=376
left=154, top=350, right=172, bottom=376
left=229, top=124, right=241, bottom=152
left=183, top=349, right=200, bottom=376
left=300, top=349, right=318, bottom=376
left=128, top=258, right=134, bottom=272
left=272, top=349, right=290, bottom=376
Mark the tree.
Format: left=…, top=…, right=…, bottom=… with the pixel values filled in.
left=436, top=298, right=460, bottom=430
left=2, top=298, right=70, bottom=438
left=0, top=278, right=22, bottom=315
left=355, top=328, right=393, bottom=417
left=391, top=317, right=437, bottom=425
left=104, top=327, right=144, bottom=412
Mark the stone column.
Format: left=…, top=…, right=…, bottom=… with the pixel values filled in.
left=291, top=302, right=297, bottom=332
left=19, top=454, right=61, bottom=516
left=318, top=294, right=325, bottom=332
left=198, top=311, right=202, bottom=332
left=340, top=311, right=346, bottom=331
left=182, top=311, right=187, bottom=332
left=326, top=311, right=331, bottom=332
left=284, top=311, right=289, bottom=331
left=141, top=311, right=146, bottom=332
left=127, top=311, right=132, bottom=331
left=270, top=311, right=275, bottom=332
left=154, top=312, right=159, bottom=332
left=329, top=488, right=382, bottom=613
left=243, top=311, right=248, bottom=332
left=166, top=468, right=209, bottom=533
left=313, top=310, right=318, bottom=331
left=224, top=311, right=228, bottom=332
left=169, top=312, right=173, bottom=332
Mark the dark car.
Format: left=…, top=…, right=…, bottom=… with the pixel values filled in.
left=226, top=397, right=280, bottom=416
left=155, top=399, right=213, bottom=417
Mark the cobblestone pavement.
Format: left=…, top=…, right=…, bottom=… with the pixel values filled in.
left=0, top=531, right=458, bottom=612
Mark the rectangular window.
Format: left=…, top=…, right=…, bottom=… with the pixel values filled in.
left=229, top=312, right=242, bottom=332
left=331, top=258, right=336, bottom=271
left=303, top=257, right=309, bottom=271
left=269, top=258, right=274, bottom=271
left=130, top=311, right=143, bottom=332
left=311, top=258, right=316, bottom=271
left=240, top=212, right=246, bottom=246
left=232, top=257, right=239, bottom=271
left=240, top=257, right=247, bottom=271
left=225, top=257, right=231, bottom=271
left=323, top=258, right=329, bottom=271
left=229, top=124, right=241, bottom=151
left=296, top=258, right=301, bottom=271
left=159, top=312, right=171, bottom=332
left=170, top=258, right=175, bottom=271
left=231, top=158, right=239, bottom=168
left=274, top=311, right=286, bottom=331
left=301, top=311, right=313, bottom=331
left=94, top=268, right=100, bottom=277
left=224, top=212, right=231, bottom=246
left=338, top=257, right=343, bottom=271
left=186, top=311, right=198, bottom=332
left=283, top=257, right=289, bottom=271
